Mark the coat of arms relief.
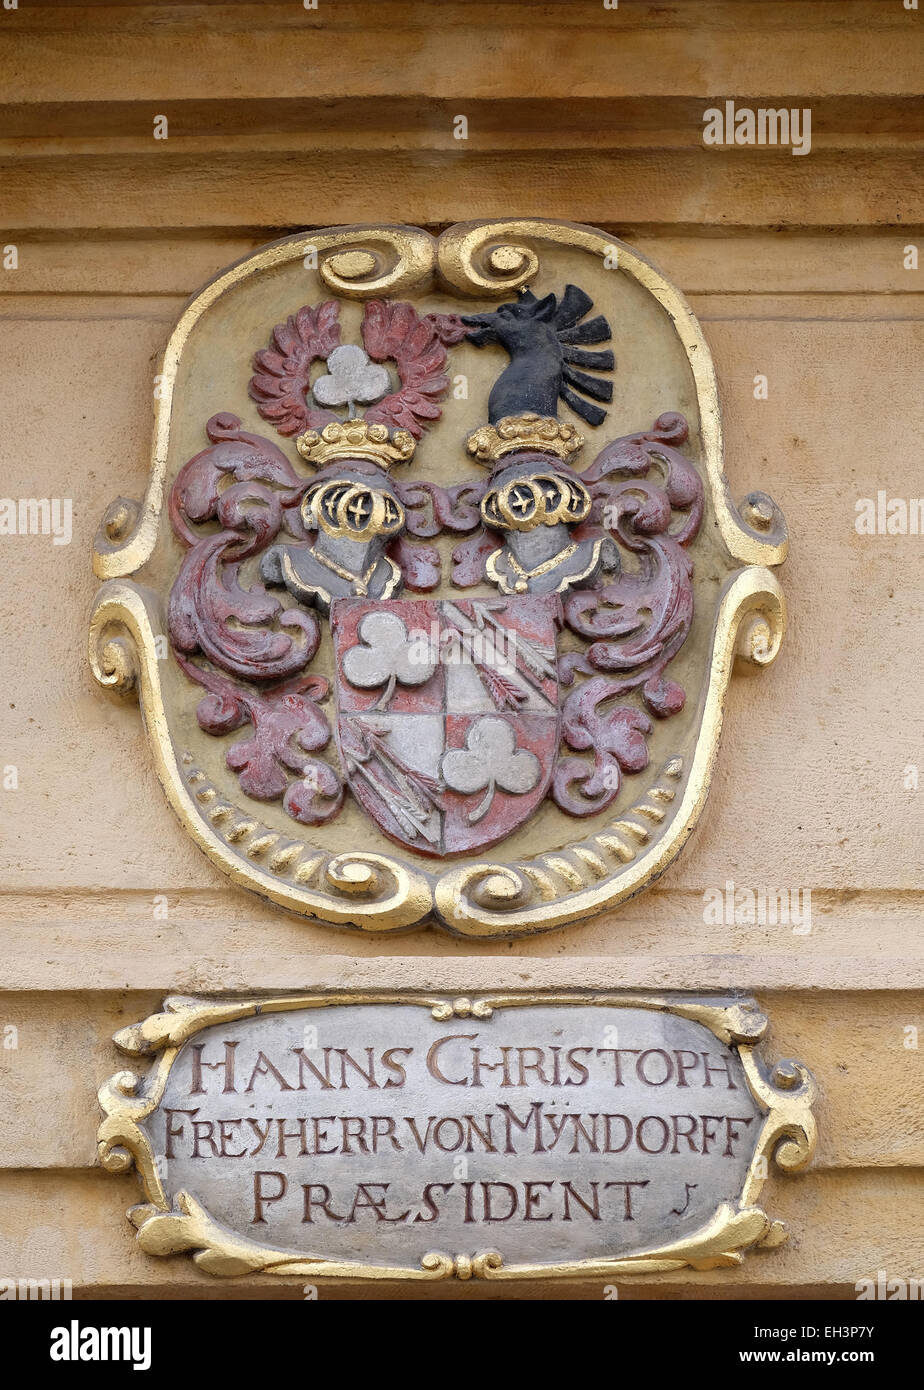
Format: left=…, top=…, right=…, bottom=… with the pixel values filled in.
left=90, top=220, right=788, bottom=936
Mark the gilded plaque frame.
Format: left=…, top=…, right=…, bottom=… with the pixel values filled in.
left=98, top=990, right=816, bottom=1284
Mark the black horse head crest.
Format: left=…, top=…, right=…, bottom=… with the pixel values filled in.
left=462, top=284, right=614, bottom=427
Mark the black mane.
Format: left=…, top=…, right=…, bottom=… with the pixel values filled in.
left=462, top=284, right=614, bottom=427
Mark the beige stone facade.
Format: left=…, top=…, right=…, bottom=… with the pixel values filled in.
left=0, top=1, right=922, bottom=1298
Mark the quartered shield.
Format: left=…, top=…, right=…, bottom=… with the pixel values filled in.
left=331, top=596, right=561, bottom=855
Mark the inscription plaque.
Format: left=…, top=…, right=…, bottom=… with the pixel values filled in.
left=99, top=992, right=816, bottom=1282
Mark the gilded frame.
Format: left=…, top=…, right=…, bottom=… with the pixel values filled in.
left=98, top=990, right=816, bottom=1283
left=89, top=219, right=788, bottom=937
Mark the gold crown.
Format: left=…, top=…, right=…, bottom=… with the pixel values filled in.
left=466, top=413, right=585, bottom=465
left=296, top=419, right=417, bottom=471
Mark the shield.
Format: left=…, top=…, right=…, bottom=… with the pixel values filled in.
left=331, top=595, right=561, bottom=855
